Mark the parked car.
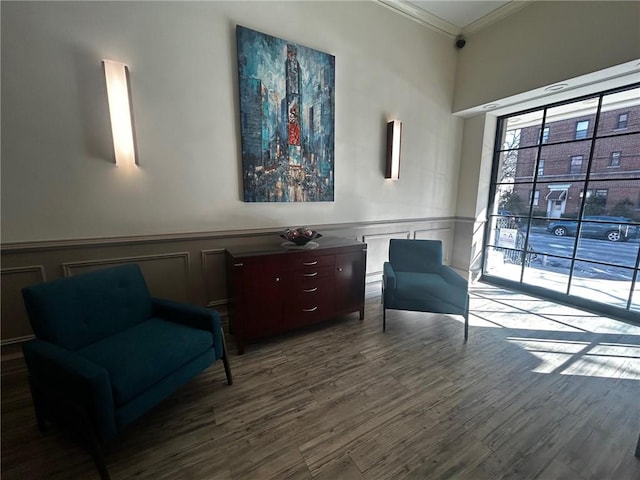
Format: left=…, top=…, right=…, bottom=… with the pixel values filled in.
left=546, top=216, right=639, bottom=242
left=497, top=210, right=523, bottom=228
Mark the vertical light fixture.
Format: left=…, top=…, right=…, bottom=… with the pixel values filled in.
left=102, top=59, right=137, bottom=166
left=385, top=120, right=402, bottom=180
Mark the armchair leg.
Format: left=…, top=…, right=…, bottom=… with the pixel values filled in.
left=87, top=429, right=111, bottom=480
left=464, top=294, right=470, bottom=342
left=28, top=377, right=47, bottom=431
left=464, top=313, right=469, bottom=342
left=221, top=327, right=233, bottom=385
left=635, top=432, right=640, bottom=458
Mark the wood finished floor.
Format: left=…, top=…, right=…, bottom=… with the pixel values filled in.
left=2, top=284, right=640, bottom=480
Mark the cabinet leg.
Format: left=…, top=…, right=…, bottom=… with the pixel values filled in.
left=359, top=306, right=364, bottom=320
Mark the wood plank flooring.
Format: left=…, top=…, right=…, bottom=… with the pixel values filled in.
left=2, top=284, right=639, bottom=479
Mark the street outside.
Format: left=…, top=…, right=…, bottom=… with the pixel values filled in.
left=487, top=226, right=639, bottom=311
left=524, top=226, right=639, bottom=280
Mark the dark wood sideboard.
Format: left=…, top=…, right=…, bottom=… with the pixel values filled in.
left=225, top=235, right=367, bottom=354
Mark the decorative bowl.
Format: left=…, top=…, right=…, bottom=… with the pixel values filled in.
left=280, top=227, right=322, bottom=246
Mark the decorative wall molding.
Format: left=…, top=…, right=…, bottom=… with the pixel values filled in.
left=63, top=252, right=192, bottom=303
left=62, top=252, right=191, bottom=277
left=0, top=217, right=457, bottom=253
left=201, top=248, right=227, bottom=308
left=363, top=231, right=411, bottom=277
left=1, top=265, right=46, bottom=342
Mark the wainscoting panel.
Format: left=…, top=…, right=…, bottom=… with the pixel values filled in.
left=201, top=249, right=228, bottom=307
left=63, top=253, right=191, bottom=303
left=0, top=266, right=45, bottom=342
left=414, top=226, right=453, bottom=263
left=362, top=231, right=410, bottom=277
left=0, top=218, right=463, bottom=356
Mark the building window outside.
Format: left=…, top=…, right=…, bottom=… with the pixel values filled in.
left=570, top=155, right=583, bottom=174
left=575, top=120, right=589, bottom=139
left=537, top=159, right=545, bottom=177
left=610, top=151, right=621, bottom=167
left=538, top=127, right=549, bottom=144
left=617, top=112, right=628, bottom=129
left=485, top=83, right=640, bottom=319
left=532, top=190, right=540, bottom=206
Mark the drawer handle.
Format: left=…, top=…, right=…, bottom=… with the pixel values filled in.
left=303, top=260, right=318, bottom=266
left=304, top=287, right=318, bottom=293
left=303, top=306, right=318, bottom=312
left=303, top=272, right=318, bottom=277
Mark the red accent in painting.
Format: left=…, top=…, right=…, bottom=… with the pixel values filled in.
left=288, top=123, right=300, bottom=145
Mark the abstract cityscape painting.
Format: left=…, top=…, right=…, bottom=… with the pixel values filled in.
left=236, top=25, right=335, bottom=202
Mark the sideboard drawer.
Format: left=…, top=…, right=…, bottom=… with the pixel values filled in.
left=286, top=254, right=335, bottom=270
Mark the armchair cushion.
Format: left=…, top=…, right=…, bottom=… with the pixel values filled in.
left=394, top=272, right=467, bottom=315
left=77, top=318, right=214, bottom=406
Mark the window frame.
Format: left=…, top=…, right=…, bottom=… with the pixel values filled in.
left=482, top=82, right=640, bottom=323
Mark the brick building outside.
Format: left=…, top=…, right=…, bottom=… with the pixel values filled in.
left=505, top=99, right=640, bottom=221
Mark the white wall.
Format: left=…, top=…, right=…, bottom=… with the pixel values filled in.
left=454, top=1, right=640, bottom=113
left=1, top=1, right=462, bottom=243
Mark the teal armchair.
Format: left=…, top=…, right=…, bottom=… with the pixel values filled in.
left=21, top=264, right=232, bottom=480
left=382, top=239, right=469, bottom=340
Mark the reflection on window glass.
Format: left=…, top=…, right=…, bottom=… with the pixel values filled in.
left=575, top=228, right=639, bottom=267
left=522, top=257, right=570, bottom=293
left=569, top=261, right=633, bottom=310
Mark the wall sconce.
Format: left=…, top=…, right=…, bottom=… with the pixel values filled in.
left=385, top=120, right=402, bottom=180
left=102, top=59, right=137, bottom=166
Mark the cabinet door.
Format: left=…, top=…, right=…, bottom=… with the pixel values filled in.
left=334, top=250, right=366, bottom=316
left=243, top=259, right=284, bottom=338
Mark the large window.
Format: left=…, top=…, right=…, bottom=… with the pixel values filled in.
left=483, top=84, right=640, bottom=320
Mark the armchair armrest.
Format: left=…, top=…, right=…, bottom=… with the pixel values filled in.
left=383, top=262, right=396, bottom=289
left=383, top=262, right=397, bottom=305
left=22, top=339, right=116, bottom=440
left=440, top=265, right=468, bottom=290
left=151, top=298, right=224, bottom=360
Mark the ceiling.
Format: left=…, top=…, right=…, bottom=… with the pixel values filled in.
left=377, top=0, right=530, bottom=37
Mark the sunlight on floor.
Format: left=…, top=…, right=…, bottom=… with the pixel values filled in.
left=468, top=284, right=640, bottom=380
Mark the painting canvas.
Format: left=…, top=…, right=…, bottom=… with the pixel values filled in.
left=236, top=25, right=335, bottom=202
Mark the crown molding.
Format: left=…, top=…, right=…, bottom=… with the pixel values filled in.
left=375, top=0, right=534, bottom=38
left=462, top=1, right=533, bottom=36
left=376, top=0, right=461, bottom=37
